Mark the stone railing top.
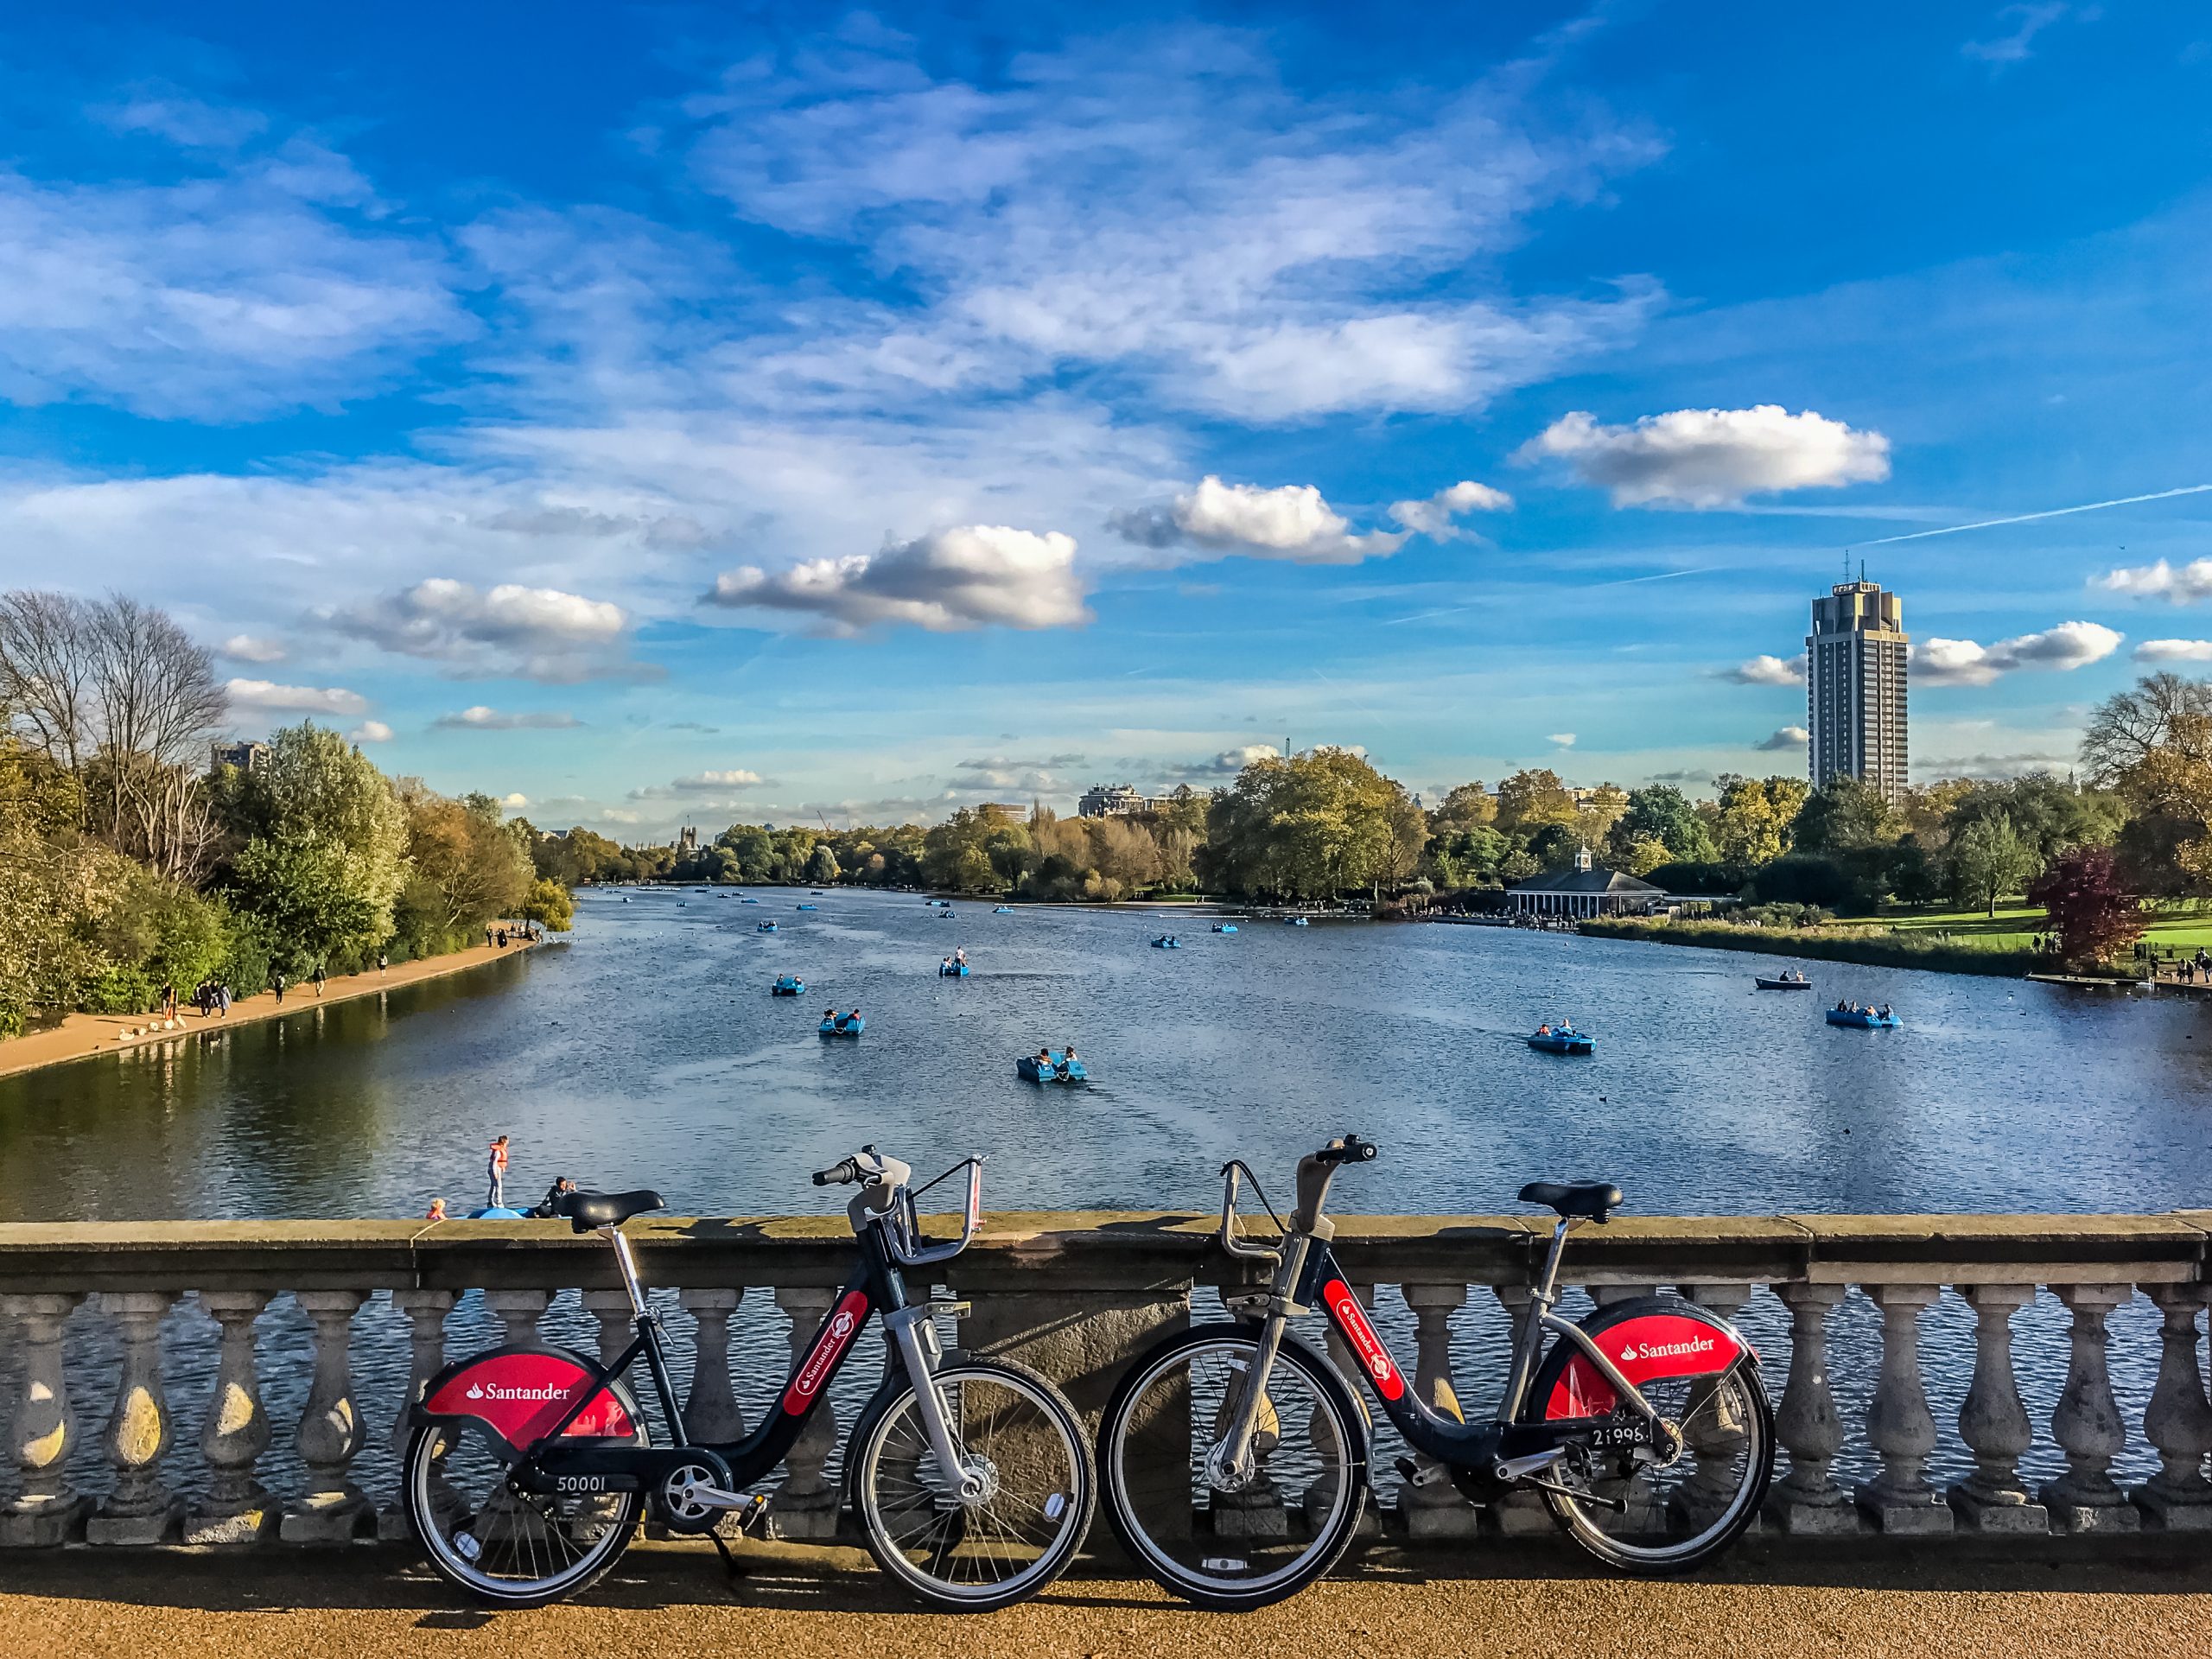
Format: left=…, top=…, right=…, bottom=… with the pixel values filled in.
left=0, top=1209, right=2204, bottom=1295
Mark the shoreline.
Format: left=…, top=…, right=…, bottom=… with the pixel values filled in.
left=0, top=937, right=548, bottom=1083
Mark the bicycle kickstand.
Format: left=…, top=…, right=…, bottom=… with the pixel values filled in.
left=705, top=1494, right=774, bottom=1583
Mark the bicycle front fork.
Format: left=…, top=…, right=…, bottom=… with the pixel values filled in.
left=883, top=1302, right=985, bottom=1502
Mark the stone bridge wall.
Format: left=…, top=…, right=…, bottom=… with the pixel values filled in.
left=0, top=1209, right=2208, bottom=1547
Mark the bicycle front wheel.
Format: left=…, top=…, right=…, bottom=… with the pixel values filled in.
left=1098, top=1325, right=1367, bottom=1611
left=849, top=1355, right=1094, bottom=1611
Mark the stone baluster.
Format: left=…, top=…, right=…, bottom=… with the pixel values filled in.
left=1214, top=1291, right=1287, bottom=1538
left=1854, top=1284, right=1952, bottom=1534
left=583, top=1288, right=635, bottom=1366
left=87, top=1292, right=184, bottom=1544
left=1298, top=1282, right=1379, bottom=1535
left=380, top=1289, right=457, bottom=1541
left=1948, top=1285, right=2046, bottom=1531
left=483, top=1287, right=550, bottom=1348
left=1398, top=1282, right=1477, bottom=1537
left=2136, top=1285, right=2212, bottom=1531
left=680, top=1288, right=747, bottom=1444
left=1677, top=1285, right=1758, bottom=1533
left=185, top=1292, right=274, bottom=1544
left=1487, top=1284, right=1549, bottom=1535
left=281, top=1290, right=371, bottom=1542
left=771, top=1287, right=842, bottom=1538
left=2041, top=1284, right=2139, bottom=1532
left=1768, top=1284, right=1856, bottom=1534
left=0, top=1293, right=88, bottom=1546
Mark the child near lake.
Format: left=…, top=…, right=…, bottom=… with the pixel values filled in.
left=486, top=1135, right=510, bottom=1209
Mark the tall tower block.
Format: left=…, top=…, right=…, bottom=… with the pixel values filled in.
left=1807, top=579, right=1909, bottom=804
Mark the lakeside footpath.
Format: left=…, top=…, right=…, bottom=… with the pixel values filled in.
left=0, top=937, right=544, bottom=1083
left=2, top=1538, right=2204, bottom=1659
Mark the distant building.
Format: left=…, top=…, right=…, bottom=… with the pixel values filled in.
left=210, top=740, right=270, bottom=774
left=978, top=802, right=1028, bottom=823
left=1077, top=783, right=1176, bottom=818
left=676, top=825, right=699, bottom=854
left=1808, top=578, right=1909, bottom=805
left=1504, top=846, right=1664, bottom=918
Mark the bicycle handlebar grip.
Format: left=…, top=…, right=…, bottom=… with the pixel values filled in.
left=811, top=1158, right=859, bottom=1187
left=1318, top=1134, right=1377, bottom=1166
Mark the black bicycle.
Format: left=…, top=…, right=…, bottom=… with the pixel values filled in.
left=1096, top=1135, right=1773, bottom=1608
left=404, top=1147, right=1094, bottom=1609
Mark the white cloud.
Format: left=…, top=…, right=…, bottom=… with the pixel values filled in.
left=706, top=524, right=1088, bottom=634
left=1756, top=725, right=1809, bottom=752
left=499, top=792, right=530, bottom=809
left=324, top=578, right=637, bottom=681
left=2134, top=639, right=2212, bottom=663
left=1913, top=620, right=2123, bottom=686
left=1109, top=477, right=1405, bottom=565
left=1518, top=406, right=1891, bottom=508
left=225, top=677, right=368, bottom=716
left=0, top=123, right=465, bottom=420
left=432, top=705, right=582, bottom=730
left=2098, top=558, right=2212, bottom=604
left=1963, top=3, right=2069, bottom=65
left=347, top=719, right=394, bottom=743
left=221, top=632, right=288, bottom=664
left=1548, top=733, right=1576, bottom=747
left=1387, top=480, right=1514, bottom=541
left=672, top=769, right=764, bottom=790
left=687, top=28, right=1662, bottom=423
left=1726, top=652, right=1806, bottom=686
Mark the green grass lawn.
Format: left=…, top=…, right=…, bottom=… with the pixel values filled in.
left=1834, top=904, right=2212, bottom=953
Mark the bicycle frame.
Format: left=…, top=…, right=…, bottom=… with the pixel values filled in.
left=1212, top=1161, right=1691, bottom=1491
left=467, top=1159, right=985, bottom=1507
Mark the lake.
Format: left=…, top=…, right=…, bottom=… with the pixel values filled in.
left=3, top=886, right=2208, bottom=1224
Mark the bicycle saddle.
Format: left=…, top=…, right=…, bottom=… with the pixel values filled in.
left=1518, top=1179, right=1623, bottom=1220
left=561, top=1188, right=666, bottom=1232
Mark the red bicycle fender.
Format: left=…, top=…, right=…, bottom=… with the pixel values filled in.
left=419, top=1347, right=637, bottom=1452
left=1543, top=1310, right=1745, bottom=1419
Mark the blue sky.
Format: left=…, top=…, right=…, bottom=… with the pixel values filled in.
left=3, top=3, right=2209, bottom=836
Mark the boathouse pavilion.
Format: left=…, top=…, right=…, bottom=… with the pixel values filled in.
left=1504, top=846, right=1665, bottom=918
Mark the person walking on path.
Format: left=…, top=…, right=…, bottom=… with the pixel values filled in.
left=485, top=1135, right=510, bottom=1210
left=272, top=970, right=286, bottom=1006
left=312, top=963, right=327, bottom=997
left=158, top=982, right=175, bottom=1018
left=215, top=983, right=232, bottom=1019
left=377, top=950, right=388, bottom=976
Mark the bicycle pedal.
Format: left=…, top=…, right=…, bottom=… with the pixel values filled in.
left=1392, top=1455, right=1446, bottom=1490
left=1526, top=1478, right=1625, bottom=1513
left=734, top=1492, right=772, bottom=1533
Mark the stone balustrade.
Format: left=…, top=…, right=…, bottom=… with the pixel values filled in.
left=0, top=1209, right=2208, bottom=1548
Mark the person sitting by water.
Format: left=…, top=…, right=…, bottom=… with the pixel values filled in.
left=1037, top=1046, right=1054, bottom=1070
left=423, top=1198, right=448, bottom=1222
left=1535, top=1022, right=1553, bottom=1036
left=955, top=948, right=967, bottom=964
left=845, top=1008, right=861, bottom=1029
left=824, top=1007, right=836, bottom=1023
left=1836, top=1000, right=1848, bottom=1013
left=1878, top=1004, right=1891, bottom=1019
left=942, top=957, right=952, bottom=970
left=1063, top=1043, right=1078, bottom=1066
left=531, top=1177, right=577, bottom=1219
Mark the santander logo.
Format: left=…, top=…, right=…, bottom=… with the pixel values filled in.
left=1619, top=1334, right=1714, bottom=1363
left=1323, top=1279, right=1404, bottom=1402
left=465, top=1381, right=575, bottom=1403
left=784, top=1291, right=869, bottom=1413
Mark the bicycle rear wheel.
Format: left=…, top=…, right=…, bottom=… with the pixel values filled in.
left=1523, top=1363, right=1774, bottom=1573
left=404, top=1418, right=644, bottom=1608
left=849, top=1355, right=1094, bottom=1611
left=1098, top=1325, right=1367, bottom=1611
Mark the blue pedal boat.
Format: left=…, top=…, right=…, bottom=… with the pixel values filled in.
left=1826, top=1007, right=1900, bottom=1029
left=1526, top=1028, right=1594, bottom=1055
left=756, top=920, right=779, bottom=933
left=796, top=903, right=818, bottom=910
left=1017, top=1049, right=1087, bottom=1083
left=1151, top=935, right=1182, bottom=949
left=819, top=1014, right=864, bottom=1037
left=1284, top=915, right=1309, bottom=927
left=772, top=975, right=804, bottom=995
left=741, top=897, right=760, bottom=904
left=994, top=905, right=1014, bottom=914
left=938, top=962, right=970, bottom=976
left=1211, top=923, right=1237, bottom=933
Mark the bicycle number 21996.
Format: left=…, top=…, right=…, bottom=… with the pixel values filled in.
left=1587, top=1425, right=1643, bottom=1448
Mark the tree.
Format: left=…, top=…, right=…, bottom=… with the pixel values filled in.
left=1708, top=774, right=1810, bottom=869
left=2081, top=671, right=2212, bottom=787
left=518, top=877, right=576, bottom=931
left=1943, top=774, right=2124, bottom=867
left=1575, top=783, right=1630, bottom=847
left=1493, top=769, right=1578, bottom=836
left=2116, top=711, right=2212, bottom=896
left=1790, top=777, right=1896, bottom=855
left=395, top=786, right=531, bottom=950
left=1948, top=811, right=2040, bottom=917
left=1202, top=747, right=1422, bottom=900
left=1614, top=785, right=1714, bottom=864
left=2027, top=848, right=2143, bottom=969
left=1429, top=782, right=1497, bottom=831
left=805, top=842, right=842, bottom=885
left=221, top=722, right=409, bottom=967
left=1611, top=834, right=1670, bottom=877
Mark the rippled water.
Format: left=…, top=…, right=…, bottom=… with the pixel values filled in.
left=3, top=887, right=2205, bottom=1511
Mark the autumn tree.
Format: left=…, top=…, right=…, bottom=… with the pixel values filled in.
left=2027, top=848, right=2143, bottom=968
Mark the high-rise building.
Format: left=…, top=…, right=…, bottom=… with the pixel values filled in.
left=1807, top=579, right=1909, bottom=804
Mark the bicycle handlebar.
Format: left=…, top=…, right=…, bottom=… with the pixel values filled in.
left=1292, top=1134, right=1377, bottom=1233
left=811, top=1158, right=861, bottom=1187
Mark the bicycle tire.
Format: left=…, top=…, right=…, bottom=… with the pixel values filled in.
left=848, top=1353, right=1095, bottom=1611
left=1098, top=1323, right=1368, bottom=1611
left=404, top=1421, right=644, bottom=1608
left=1519, top=1360, right=1775, bottom=1575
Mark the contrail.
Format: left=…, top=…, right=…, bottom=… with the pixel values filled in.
left=1860, top=484, right=2212, bottom=545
